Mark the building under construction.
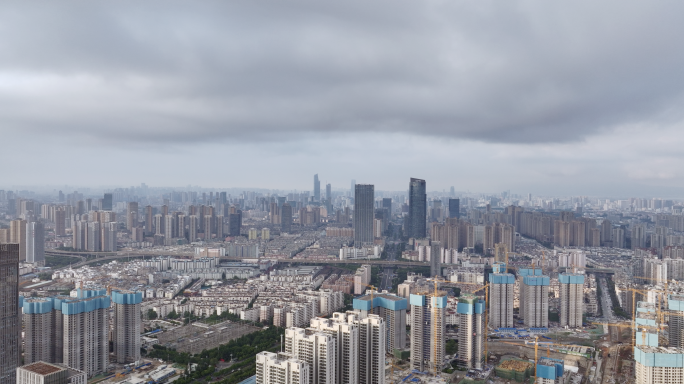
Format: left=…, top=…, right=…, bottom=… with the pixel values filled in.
left=456, top=293, right=485, bottom=369
left=157, top=321, right=259, bottom=354
left=409, top=289, right=447, bottom=373
left=494, top=359, right=534, bottom=382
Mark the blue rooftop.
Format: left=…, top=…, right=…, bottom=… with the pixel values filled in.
left=354, top=293, right=407, bottom=311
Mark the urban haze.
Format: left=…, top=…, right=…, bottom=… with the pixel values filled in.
left=3, top=2, right=684, bottom=384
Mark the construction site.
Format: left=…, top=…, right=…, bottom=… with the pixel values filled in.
left=494, top=358, right=534, bottom=382
left=156, top=320, right=260, bottom=354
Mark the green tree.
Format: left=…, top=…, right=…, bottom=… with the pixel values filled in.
left=446, top=339, right=458, bottom=355
left=147, top=308, right=158, bottom=320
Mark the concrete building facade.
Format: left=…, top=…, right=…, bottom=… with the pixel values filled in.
left=24, top=290, right=111, bottom=377
left=456, top=294, right=485, bottom=369
left=634, top=346, right=684, bottom=384
left=256, top=351, right=309, bottom=384
left=16, top=362, right=86, bottom=384
left=352, top=292, right=407, bottom=351
left=309, top=315, right=359, bottom=384
left=285, top=328, right=337, bottom=384
left=522, top=273, right=549, bottom=328
left=409, top=292, right=446, bottom=373
left=669, top=295, right=684, bottom=349
left=112, top=290, right=143, bottom=364
left=357, top=315, right=385, bottom=384
left=489, top=263, right=514, bottom=329
left=559, top=273, right=584, bottom=328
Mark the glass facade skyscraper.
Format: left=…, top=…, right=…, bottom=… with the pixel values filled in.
left=102, top=193, right=113, bottom=211
left=408, top=178, right=427, bottom=238
left=0, top=244, right=20, bottom=384
left=448, top=198, right=460, bottom=218
left=382, top=198, right=392, bottom=217
left=354, top=184, right=374, bottom=245
left=281, top=203, right=293, bottom=233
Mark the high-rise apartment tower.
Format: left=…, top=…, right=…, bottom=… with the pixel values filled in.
left=409, top=290, right=446, bottom=373
left=522, top=274, right=550, bottom=328
left=489, top=262, right=515, bottom=329
left=456, top=294, right=485, bottom=369
left=559, top=273, right=584, bottom=328
left=112, top=290, right=143, bottom=363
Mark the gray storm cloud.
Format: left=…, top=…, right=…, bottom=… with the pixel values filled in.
left=2, top=0, right=684, bottom=146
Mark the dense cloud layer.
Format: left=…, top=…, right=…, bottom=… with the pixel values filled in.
left=3, top=1, right=684, bottom=144
left=2, top=1, right=684, bottom=194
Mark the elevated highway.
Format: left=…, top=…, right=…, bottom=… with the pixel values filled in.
left=45, top=250, right=437, bottom=269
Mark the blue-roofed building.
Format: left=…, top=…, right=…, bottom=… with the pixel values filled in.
left=353, top=292, right=407, bottom=351
left=489, top=263, right=515, bottom=329
left=517, top=268, right=542, bottom=325
left=409, top=291, right=447, bottom=373
left=456, top=293, right=485, bottom=370
left=634, top=346, right=684, bottom=384
left=559, top=273, right=584, bottom=328
left=522, top=274, right=549, bottom=328
left=536, top=357, right=564, bottom=384
left=112, top=290, right=143, bottom=364
left=669, top=294, right=684, bottom=349
left=22, top=289, right=116, bottom=377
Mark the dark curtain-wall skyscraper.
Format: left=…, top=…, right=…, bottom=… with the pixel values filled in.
left=0, top=244, right=20, bottom=384
left=448, top=198, right=460, bottom=219
left=382, top=198, right=392, bottom=217
left=229, top=211, right=242, bottom=237
left=409, top=178, right=427, bottom=238
left=354, top=184, right=374, bottom=245
left=281, top=203, right=292, bottom=233
left=102, top=193, right=113, bottom=211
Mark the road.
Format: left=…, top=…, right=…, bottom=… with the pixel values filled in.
left=45, top=249, right=436, bottom=269
left=596, top=276, right=617, bottom=323
left=601, top=345, right=621, bottom=384
left=379, top=243, right=398, bottom=291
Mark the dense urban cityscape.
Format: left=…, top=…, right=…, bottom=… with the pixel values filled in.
left=1, top=177, right=683, bottom=384
left=4, top=2, right=684, bottom=384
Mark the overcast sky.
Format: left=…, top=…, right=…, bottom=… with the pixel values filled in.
left=2, top=1, right=684, bottom=197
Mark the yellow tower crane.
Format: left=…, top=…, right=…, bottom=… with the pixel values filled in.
left=428, top=277, right=449, bottom=376
left=632, top=276, right=671, bottom=313
left=362, top=284, right=377, bottom=312
left=453, top=281, right=491, bottom=365
left=388, top=361, right=404, bottom=384
left=471, top=283, right=491, bottom=365
left=629, top=287, right=670, bottom=335
left=592, top=321, right=660, bottom=348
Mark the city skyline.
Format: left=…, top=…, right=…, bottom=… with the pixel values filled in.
left=4, top=2, right=684, bottom=383
left=3, top=177, right=684, bottom=200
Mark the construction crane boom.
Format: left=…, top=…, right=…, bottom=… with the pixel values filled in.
left=498, top=337, right=589, bottom=384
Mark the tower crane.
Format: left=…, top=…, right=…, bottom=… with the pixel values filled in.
left=592, top=321, right=660, bottom=348
left=454, top=281, right=491, bottom=365
left=362, top=284, right=377, bottom=312
left=499, top=337, right=590, bottom=384
left=428, top=277, right=449, bottom=376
